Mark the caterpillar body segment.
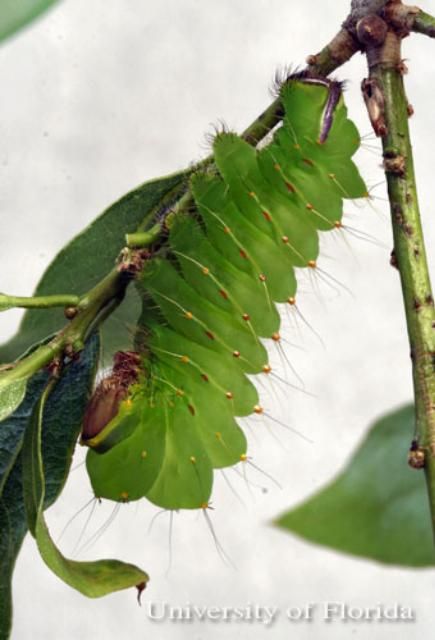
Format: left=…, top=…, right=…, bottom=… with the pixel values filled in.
left=84, top=79, right=367, bottom=510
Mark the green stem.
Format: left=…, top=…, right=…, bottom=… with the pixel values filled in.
left=0, top=293, right=79, bottom=311
left=126, top=224, right=163, bottom=248
left=0, top=269, right=126, bottom=386
left=412, top=9, right=435, bottom=38
left=370, top=61, right=435, bottom=533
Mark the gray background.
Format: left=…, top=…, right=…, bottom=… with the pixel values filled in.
left=1, top=0, right=435, bottom=638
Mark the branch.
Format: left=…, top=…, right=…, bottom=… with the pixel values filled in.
left=0, top=269, right=127, bottom=387
left=412, top=9, right=435, bottom=37
left=361, top=23, right=435, bottom=533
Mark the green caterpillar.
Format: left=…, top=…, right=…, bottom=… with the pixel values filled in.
left=83, top=77, right=367, bottom=511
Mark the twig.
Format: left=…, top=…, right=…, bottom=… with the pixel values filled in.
left=0, top=293, right=80, bottom=311
left=412, top=9, right=435, bottom=38
left=359, top=3, right=435, bottom=534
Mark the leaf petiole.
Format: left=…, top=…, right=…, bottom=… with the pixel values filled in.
left=0, top=293, right=80, bottom=312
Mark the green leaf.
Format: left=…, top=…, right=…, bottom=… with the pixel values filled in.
left=0, top=0, right=60, bottom=44
left=0, top=372, right=49, bottom=495
left=0, top=369, right=51, bottom=640
left=0, top=378, right=28, bottom=422
left=0, top=463, right=31, bottom=640
left=0, top=334, right=100, bottom=640
left=21, top=347, right=148, bottom=602
left=275, top=405, right=435, bottom=567
left=0, top=171, right=188, bottom=364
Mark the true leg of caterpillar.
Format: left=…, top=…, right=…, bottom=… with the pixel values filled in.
left=56, top=496, right=98, bottom=543
left=201, top=504, right=236, bottom=570
left=75, top=502, right=121, bottom=556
